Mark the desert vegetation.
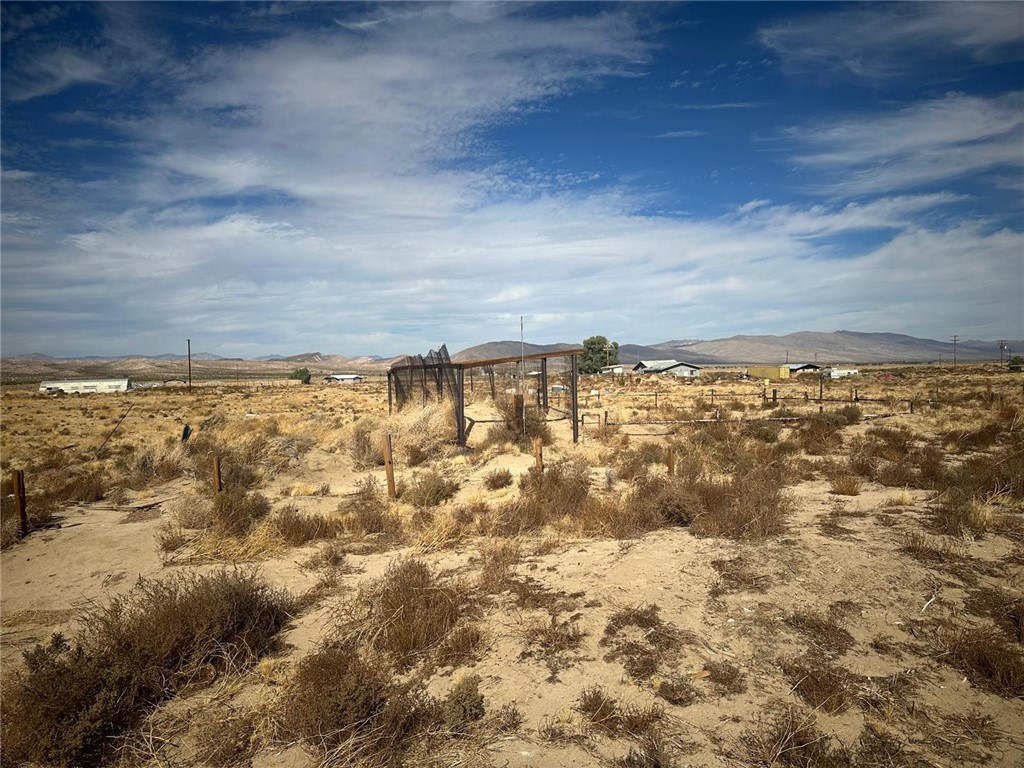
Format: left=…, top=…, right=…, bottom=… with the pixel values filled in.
left=1, top=362, right=1022, bottom=767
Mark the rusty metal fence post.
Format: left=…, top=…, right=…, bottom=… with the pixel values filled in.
left=212, top=457, right=223, bottom=493
left=383, top=434, right=397, bottom=499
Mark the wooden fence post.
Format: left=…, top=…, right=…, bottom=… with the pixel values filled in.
left=212, top=457, right=223, bottom=493
left=383, top=434, right=397, bottom=499
left=513, top=394, right=525, bottom=438
left=772, top=388, right=777, bottom=404
left=12, top=470, right=27, bottom=538
left=710, top=389, right=715, bottom=405
left=534, top=439, right=544, bottom=472
left=666, top=446, right=675, bottom=477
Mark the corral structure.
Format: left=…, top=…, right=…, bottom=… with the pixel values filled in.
left=39, top=379, right=131, bottom=394
left=388, top=344, right=583, bottom=446
left=632, top=360, right=701, bottom=378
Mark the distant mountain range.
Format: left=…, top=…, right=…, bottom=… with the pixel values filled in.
left=454, top=331, right=1021, bottom=366
left=4, top=331, right=1020, bottom=373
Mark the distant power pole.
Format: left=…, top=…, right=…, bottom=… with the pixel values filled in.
left=998, top=340, right=1008, bottom=364
left=951, top=335, right=959, bottom=368
left=187, top=339, right=193, bottom=393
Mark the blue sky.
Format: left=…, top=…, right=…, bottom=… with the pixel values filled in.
left=2, top=2, right=1022, bottom=358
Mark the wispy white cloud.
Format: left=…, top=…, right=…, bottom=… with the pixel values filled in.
left=760, top=3, right=1024, bottom=80
left=655, top=130, right=705, bottom=139
left=788, top=92, right=1024, bottom=195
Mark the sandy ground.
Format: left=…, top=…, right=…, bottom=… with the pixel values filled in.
left=2, top=367, right=1023, bottom=767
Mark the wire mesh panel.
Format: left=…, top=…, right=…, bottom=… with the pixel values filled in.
left=391, top=344, right=459, bottom=409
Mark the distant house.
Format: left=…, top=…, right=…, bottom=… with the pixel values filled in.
left=599, top=365, right=625, bottom=375
left=632, top=360, right=701, bottom=378
left=323, top=374, right=364, bottom=384
left=39, top=379, right=131, bottom=394
left=786, top=363, right=821, bottom=374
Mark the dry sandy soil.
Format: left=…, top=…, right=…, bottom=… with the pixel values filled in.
left=1, top=364, right=1022, bottom=767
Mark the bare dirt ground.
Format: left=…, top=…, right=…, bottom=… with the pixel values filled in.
left=1, top=364, right=1022, bottom=767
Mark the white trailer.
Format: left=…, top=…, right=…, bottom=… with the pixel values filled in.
left=39, top=379, right=131, bottom=394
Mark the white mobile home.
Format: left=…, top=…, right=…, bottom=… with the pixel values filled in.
left=323, top=374, right=364, bottom=384
left=632, top=360, right=701, bottom=378
left=39, top=379, right=131, bottom=394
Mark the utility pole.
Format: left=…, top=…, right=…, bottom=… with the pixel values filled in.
left=998, top=340, right=1007, bottom=364
left=951, top=335, right=959, bottom=368
left=187, top=339, right=192, bottom=394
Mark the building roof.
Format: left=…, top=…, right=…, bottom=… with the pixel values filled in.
left=325, top=373, right=363, bottom=379
left=633, top=360, right=701, bottom=372
left=785, top=363, right=821, bottom=371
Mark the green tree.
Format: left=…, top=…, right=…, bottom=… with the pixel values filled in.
left=1009, top=356, right=1024, bottom=368
left=580, top=336, right=619, bottom=374
left=289, top=367, right=312, bottom=384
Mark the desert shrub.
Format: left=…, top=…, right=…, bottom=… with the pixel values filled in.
left=601, top=604, right=687, bottom=681
left=0, top=570, right=292, bottom=767
left=346, top=558, right=466, bottom=671
left=402, top=470, right=460, bottom=508
left=489, top=703, right=526, bottom=733
left=349, top=418, right=385, bottom=467
left=829, top=475, right=862, bottom=496
left=481, top=396, right=551, bottom=448
left=655, top=675, right=700, bottom=706
left=477, top=539, right=521, bottom=593
left=271, top=506, right=344, bottom=546
left=931, top=491, right=997, bottom=538
left=340, top=476, right=400, bottom=536
left=704, top=659, right=748, bottom=695
left=577, top=685, right=663, bottom=737
left=835, top=404, right=862, bottom=425
left=278, top=641, right=435, bottom=758
left=433, top=624, right=483, bottom=669
left=864, top=425, right=917, bottom=460
left=742, top=420, right=783, bottom=443
left=964, top=587, right=1024, bottom=643
left=797, top=414, right=845, bottom=456
left=780, top=655, right=860, bottom=714
left=900, top=531, right=966, bottom=562
left=742, top=705, right=851, bottom=768
left=190, top=709, right=259, bottom=768
left=613, top=442, right=666, bottom=482
left=940, top=624, right=1024, bottom=697
left=441, top=674, right=485, bottom=734
left=488, top=457, right=592, bottom=535
left=786, top=609, right=855, bottom=655
left=689, top=469, right=792, bottom=541
left=211, top=486, right=271, bottom=537
left=167, top=492, right=214, bottom=529
left=483, top=467, right=514, bottom=490
left=288, top=367, right=311, bottom=384
left=709, top=555, right=772, bottom=597
left=941, top=422, right=1003, bottom=453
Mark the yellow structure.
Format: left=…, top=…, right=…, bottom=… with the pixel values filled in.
left=747, top=365, right=790, bottom=380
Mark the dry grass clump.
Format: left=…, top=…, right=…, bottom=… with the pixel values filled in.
left=829, top=474, right=862, bottom=496
left=190, top=708, right=260, bottom=768
left=480, top=395, right=552, bottom=449
left=688, top=469, right=792, bottom=541
left=704, top=659, right=748, bottom=695
left=576, top=685, right=664, bottom=737
left=654, top=674, right=701, bottom=706
left=899, top=531, right=966, bottom=562
left=797, top=413, right=847, bottom=456
left=269, top=506, right=344, bottom=546
left=741, top=705, right=850, bottom=767
left=939, top=624, right=1024, bottom=697
left=613, top=442, right=667, bottom=482
left=601, top=604, right=689, bottom=681
left=964, top=587, right=1023, bottom=643
left=520, top=613, right=586, bottom=681
left=709, top=555, right=772, bottom=597
left=477, top=538, right=521, bottom=593
left=339, top=476, right=401, bottom=537
left=440, top=674, right=485, bottom=734
left=348, top=417, right=386, bottom=467
left=343, top=558, right=467, bottom=672
left=931, top=491, right=996, bottom=537
left=211, top=486, right=271, bottom=537
left=482, top=467, right=514, bottom=490
left=780, top=654, right=861, bottom=714
left=941, top=422, right=1004, bottom=453
left=277, top=640, right=436, bottom=761
left=786, top=609, right=855, bottom=656
left=0, top=570, right=293, bottom=767
left=486, top=457, right=592, bottom=536
left=402, top=469, right=460, bottom=508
